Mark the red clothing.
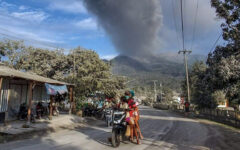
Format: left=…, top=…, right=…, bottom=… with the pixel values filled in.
left=128, top=98, right=136, bottom=116
left=185, top=102, right=190, bottom=108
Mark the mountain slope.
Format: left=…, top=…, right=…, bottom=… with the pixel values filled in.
left=109, top=53, right=205, bottom=90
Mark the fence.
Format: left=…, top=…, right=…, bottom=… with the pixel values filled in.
left=197, top=108, right=240, bottom=127
left=153, top=104, right=240, bottom=128
left=178, top=105, right=240, bottom=128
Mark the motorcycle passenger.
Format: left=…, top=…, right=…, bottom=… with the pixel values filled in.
left=104, top=97, right=114, bottom=109
left=119, top=96, right=129, bottom=110
left=125, top=90, right=142, bottom=144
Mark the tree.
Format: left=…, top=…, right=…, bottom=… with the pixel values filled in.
left=16, top=47, right=68, bottom=80
left=65, top=47, right=125, bottom=98
left=0, top=39, right=126, bottom=99
left=163, top=87, right=173, bottom=104
left=207, top=0, right=240, bottom=105
left=182, top=61, right=218, bottom=109
left=211, top=90, right=226, bottom=104
left=0, top=39, right=25, bottom=67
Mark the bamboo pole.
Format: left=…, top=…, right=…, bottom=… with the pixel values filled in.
left=27, top=81, right=33, bottom=124
left=49, top=95, right=53, bottom=120
left=69, top=86, right=73, bottom=114
left=4, top=80, right=11, bottom=126
left=0, top=77, right=6, bottom=125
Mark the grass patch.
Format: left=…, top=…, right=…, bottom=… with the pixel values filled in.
left=0, top=135, right=5, bottom=143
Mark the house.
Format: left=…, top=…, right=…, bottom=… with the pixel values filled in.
left=0, top=65, right=74, bottom=124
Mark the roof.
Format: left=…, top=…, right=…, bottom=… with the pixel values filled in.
left=0, top=65, right=73, bottom=86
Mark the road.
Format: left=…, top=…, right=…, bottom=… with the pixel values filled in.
left=1, top=106, right=240, bottom=150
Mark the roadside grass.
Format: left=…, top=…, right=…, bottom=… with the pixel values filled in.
left=169, top=109, right=240, bottom=132
left=0, top=135, right=5, bottom=143
left=196, top=118, right=240, bottom=132
left=0, top=135, right=2, bottom=141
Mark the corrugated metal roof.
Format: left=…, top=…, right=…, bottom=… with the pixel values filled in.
left=0, top=66, right=73, bottom=86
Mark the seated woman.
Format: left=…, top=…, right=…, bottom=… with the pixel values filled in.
left=119, top=96, right=129, bottom=110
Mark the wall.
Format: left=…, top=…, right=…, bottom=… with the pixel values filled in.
left=7, top=79, right=50, bottom=120
left=0, top=78, right=9, bottom=113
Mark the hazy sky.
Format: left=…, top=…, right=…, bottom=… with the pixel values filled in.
left=0, top=0, right=224, bottom=59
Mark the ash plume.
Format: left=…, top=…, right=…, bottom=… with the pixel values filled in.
left=83, top=0, right=162, bottom=57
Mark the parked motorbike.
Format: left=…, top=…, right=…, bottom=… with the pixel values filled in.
left=93, top=108, right=103, bottom=119
left=18, top=103, right=36, bottom=123
left=83, top=107, right=93, bottom=117
left=111, top=109, right=127, bottom=147
left=105, top=108, right=113, bottom=127
left=36, top=102, right=44, bottom=119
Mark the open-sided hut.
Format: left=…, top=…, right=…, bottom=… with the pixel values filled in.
left=0, top=65, right=74, bottom=123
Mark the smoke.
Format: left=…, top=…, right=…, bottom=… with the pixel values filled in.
left=83, top=0, right=162, bottom=57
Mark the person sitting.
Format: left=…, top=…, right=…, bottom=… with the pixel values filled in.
left=119, top=96, right=129, bottom=110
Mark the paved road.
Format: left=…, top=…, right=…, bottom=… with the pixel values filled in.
left=1, top=106, right=240, bottom=150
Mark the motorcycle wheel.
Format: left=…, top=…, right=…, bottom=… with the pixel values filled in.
left=111, top=128, right=120, bottom=147
left=31, top=114, right=36, bottom=123
left=107, top=120, right=110, bottom=127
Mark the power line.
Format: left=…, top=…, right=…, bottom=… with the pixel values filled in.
left=209, top=33, right=222, bottom=53
left=190, top=0, right=199, bottom=50
left=0, top=27, right=60, bottom=50
left=180, top=0, right=185, bottom=50
left=171, top=0, right=181, bottom=50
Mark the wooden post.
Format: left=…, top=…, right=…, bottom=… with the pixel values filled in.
left=49, top=95, right=53, bottom=120
left=0, top=77, right=6, bottom=125
left=72, top=87, right=76, bottom=113
left=69, top=86, right=74, bottom=114
left=27, top=81, right=33, bottom=124
left=4, top=80, right=10, bottom=126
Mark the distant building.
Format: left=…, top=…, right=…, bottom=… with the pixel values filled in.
left=217, top=99, right=229, bottom=108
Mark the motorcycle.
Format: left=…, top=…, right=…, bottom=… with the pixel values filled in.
left=111, top=109, right=127, bottom=147
left=36, top=102, right=44, bottom=119
left=83, top=107, right=92, bottom=117
left=105, top=108, right=113, bottom=127
left=93, top=108, right=104, bottom=120
left=18, top=103, right=36, bottom=123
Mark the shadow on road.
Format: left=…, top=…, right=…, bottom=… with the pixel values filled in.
left=72, top=117, right=113, bottom=148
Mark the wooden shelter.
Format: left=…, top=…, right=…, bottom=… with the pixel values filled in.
left=0, top=65, right=74, bottom=124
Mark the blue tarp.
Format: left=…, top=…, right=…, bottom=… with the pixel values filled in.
left=45, top=83, right=68, bottom=95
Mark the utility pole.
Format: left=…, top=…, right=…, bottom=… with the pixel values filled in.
left=178, top=50, right=192, bottom=103
left=159, top=82, right=162, bottom=102
left=73, top=50, right=76, bottom=78
left=152, top=80, right=157, bottom=106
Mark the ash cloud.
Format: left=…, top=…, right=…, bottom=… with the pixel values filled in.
left=83, top=0, right=162, bottom=57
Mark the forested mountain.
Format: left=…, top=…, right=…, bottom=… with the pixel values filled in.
left=109, top=53, right=205, bottom=91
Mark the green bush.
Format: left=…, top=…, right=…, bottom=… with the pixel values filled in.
left=75, top=96, right=86, bottom=111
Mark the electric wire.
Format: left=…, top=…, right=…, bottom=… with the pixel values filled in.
left=209, top=32, right=222, bottom=54
left=190, top=0, right=199, bottom=50
left=180, top=0, right=185, bottom=50
left=0, top=27, right=60, bottom=49
left=171, top=0, right=181, bottom=51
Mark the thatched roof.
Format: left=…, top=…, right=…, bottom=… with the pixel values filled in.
left=0, top=65, right=73, bottom=86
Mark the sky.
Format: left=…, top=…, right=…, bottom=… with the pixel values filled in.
left=0, top=0, right=224, bottom=59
